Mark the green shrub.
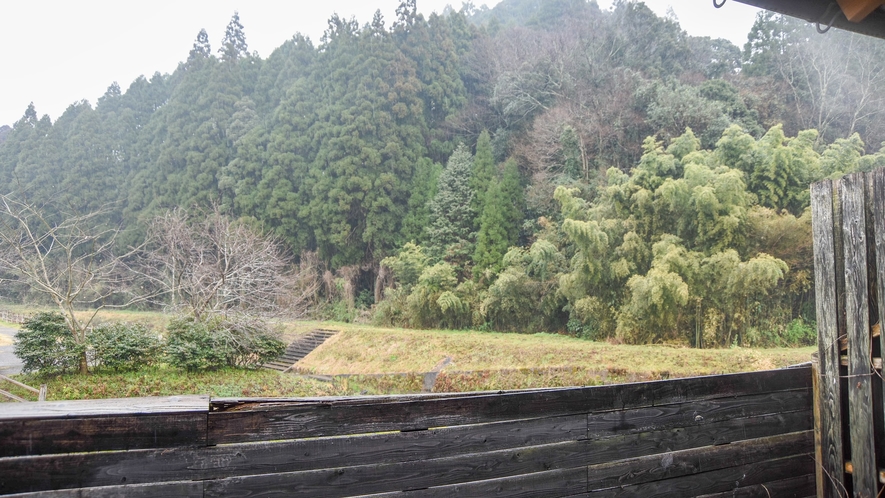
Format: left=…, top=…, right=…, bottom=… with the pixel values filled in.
left=222, top=320, right=287, bottom=369
left=14, top=312, right=83, bottom=374
left=88, top=323, right=163, bottom=371
left=165, top=318, right=233, bottom=371
left=783, top=318, right=816, bottom=347
left=165, top=317, right=285, bottom=371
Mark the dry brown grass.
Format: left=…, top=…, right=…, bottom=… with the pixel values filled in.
left=292, top=321, right=814, bottom=380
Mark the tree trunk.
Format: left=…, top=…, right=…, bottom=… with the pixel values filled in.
left=79, top=352, right=88, bottom=375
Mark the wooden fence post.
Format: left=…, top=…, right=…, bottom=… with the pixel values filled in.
left=812, top=179, right=845, bottom=497
left=841, top=173, right=877, bottom=497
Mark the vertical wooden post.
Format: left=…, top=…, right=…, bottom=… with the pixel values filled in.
left=812, top=179, right=845, bottom=498
left=38, top=384, right=46, bottom=402
left=869, top=168, right=885, bottom=471
left=841, top=172, right=877, bottom=497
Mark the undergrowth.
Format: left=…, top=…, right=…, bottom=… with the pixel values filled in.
left=5, top=367, right=353, bottom=401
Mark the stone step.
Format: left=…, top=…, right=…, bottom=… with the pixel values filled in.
left=262, top=329, right=338, bottom=371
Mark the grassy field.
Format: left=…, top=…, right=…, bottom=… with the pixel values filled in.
left=0, top=308, right=815, bottom=400
left=290, top=321, right=813, bottom=375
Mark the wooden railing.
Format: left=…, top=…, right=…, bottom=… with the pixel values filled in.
left=0, top=374, right=45, bottom=402
left=0, top=366, right=814, bottom=497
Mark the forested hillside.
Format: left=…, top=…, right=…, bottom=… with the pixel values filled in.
left=2, top=0, right=885, bottom=346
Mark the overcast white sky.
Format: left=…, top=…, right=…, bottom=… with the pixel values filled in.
left=0, top=1, right=765, bottom=127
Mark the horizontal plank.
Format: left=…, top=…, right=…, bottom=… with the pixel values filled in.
left=201, top=410, right=809, bottom=498
left=0, top=395, right=209, bottom=420
left=2, top=481, right=203, bottom=498
left=0, top=386, right=814, bottom=492
left=580, top=410, right=810, bottom=472
left=587, top=453, right=814, bottom=497
left=0, top=412, right=207, bottom=457
left=587, top=389, right=810, bottom=438
left=0, top=400, right=811, bottom=495
left=0, top=388, right=26, bottom=402
left=349, top=467, right=587, bottom=498
left=0, top=375, right=40, bottom=395
left=203, top=439, right=588, bottom=498
left=586, top=431, right=812, bottom=490
left=209, top=367, right=811, bottom=444
left=0, top=414, right=585, bottom=493
left=695, top=473, right=816, bottom=497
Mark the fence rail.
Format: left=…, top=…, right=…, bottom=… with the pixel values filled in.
left=0, top=374, right=46, bottom=402
left=0, top=310, right=28, bottom=324
left=0, top=366, right=814, bottom=497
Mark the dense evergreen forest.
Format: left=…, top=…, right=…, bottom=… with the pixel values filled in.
left=3, top=0, right=885, bottom=346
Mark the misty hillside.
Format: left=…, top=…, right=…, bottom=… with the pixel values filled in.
left=2, top=0, right=884, bottom=343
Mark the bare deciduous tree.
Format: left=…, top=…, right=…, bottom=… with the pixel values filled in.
left=142, top=208, right=319, bottom=321
left=0, top=194, right=145, bottom=374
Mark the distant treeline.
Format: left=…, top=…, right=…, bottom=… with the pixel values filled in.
left=2, top=0, right=884, bottom=344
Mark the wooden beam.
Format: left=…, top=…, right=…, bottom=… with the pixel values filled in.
left=0, top=374, right=40, bottom=394
left=811, top=179, right=846, bottom=498
left=840, top=172, right=877, bottom=498
left=0, top=388, right=26, bottom=402
left=837, top=0, right=885, bottom=22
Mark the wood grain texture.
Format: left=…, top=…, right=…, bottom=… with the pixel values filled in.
left=343, top=467, right=587, bottom=498
left=2, top=481, right=204, bottom=498
left=0, top=395, right=208, bottom=419
left=585, top=453, right=814, bottom=497
left=0, top=412, right=207, bottom=457
left=586, top=389, right=810, bottom=438
left=840, top=172, right=877, bottom=498
left=585, top=431, right=812, bottom=490
left=0, top=415, right=585, bottom=493
left=811, top=178, right=845, bottom=498
left=208, top=367, right=812, bottom=444
left=0, top=393, right=812, bottom=494
left=869, top=167, right=885, bottom=497
left=202, top=439, right=589, bottom=498
left=198, top=410, right=810, bottom=498
left=694, top=473, right=816, bottom=497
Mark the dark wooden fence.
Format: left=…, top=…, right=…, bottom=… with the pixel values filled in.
left=811, top=168, right=885, bottom=498
left=0, top=366, right=814, bottom=497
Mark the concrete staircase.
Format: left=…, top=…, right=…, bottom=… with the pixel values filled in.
left=263, top=329, right=338, bottom=372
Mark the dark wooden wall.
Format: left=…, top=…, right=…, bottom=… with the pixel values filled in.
left=0, top=366, right=814, bottom=497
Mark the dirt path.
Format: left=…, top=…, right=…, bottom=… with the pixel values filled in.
left=0, top=326, right=21, bottom=375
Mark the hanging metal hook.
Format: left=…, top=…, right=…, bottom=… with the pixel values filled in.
left=713, top=0, right=726, bottom=8
left=816, top=3, right=840, bottom=33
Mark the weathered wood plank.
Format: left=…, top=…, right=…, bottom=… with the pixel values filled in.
left=585, top=431, right=812, bottom=490
left=0, top=389, right=811, bottom=493
left=346, top=467, right=586, bottom=498
left=694, top=473, right=816, bottom=497
left=811, top=178, right=846, bottom=498
left=0, top=414, right=584, bottom=493
left=0, top=388, right=26, bottom=402
left=0, top=412, right=207, bottom=457
left=840, top=172, right=877, bottom=498
left=586, top=454, right=814, bottom=497
left=869, top=167, right=885, bottom=496
left=199, top=410, right=809, bottom=498
left=586, top=389, right=810, bottom=438
left=0, top=374, right=40, bottom=394
left=208, top=367, right=811, bottom=444
left=202, top=439, right=588, bottom=498
left=0, top=395, right=209, bottom=419
left=1, top=481, right=203, bottom=498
